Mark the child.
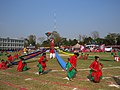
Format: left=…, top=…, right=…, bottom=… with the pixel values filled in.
left=65, top=52, right=79, bottom=81
left=114, top=52, right=119, bottom=62
left=17, top=60, right=28, bottom=72
left=79, top=53, right=83, bottom=59
left=0, top=59, right=7, bottom=70
left=89, top=56, right=103, bottom=83
left=37, top=53, right=48, bottom=75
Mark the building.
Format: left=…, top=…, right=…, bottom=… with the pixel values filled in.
left=0, top=37, right=24, bottom=51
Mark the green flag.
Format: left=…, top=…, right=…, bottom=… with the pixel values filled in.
left=45, top=32, right=51, bottom=37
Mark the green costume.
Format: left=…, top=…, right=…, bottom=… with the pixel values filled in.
left=23, top=65, right=27, bottom=71
left=37, top=63, right=43, bottom=73
left=22, top=61, right=28, bottom=71
left=89, top=70, right=103, bottom=81
left=66, top=62, right=76, bottom=79
left=118, top=51, right=120, bottom=57
left=111, top=52, right=114, bottom=57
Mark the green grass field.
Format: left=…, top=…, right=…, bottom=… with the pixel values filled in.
left=0, top=52, right=120, bottom=90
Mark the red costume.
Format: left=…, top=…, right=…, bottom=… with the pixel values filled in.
left=8, top=55, right=14, bottom=62
left=84, top=54, right=87, bottom=60
left=0, top=61, right=7, bottom=70
left=17, top=60, right=23, bottom=71
left=38, top=55, right=48, bottom=71
left=50, top=49, right=54, bottom=53
left=79, top=53, right=83, bottom=59
left=17, top=60, right=27, bottom=72
left=14, top=54, right=19, bottom=60
left=89, top=60, right=103, bottom=82
left=69, top=55, right=77, bottom=71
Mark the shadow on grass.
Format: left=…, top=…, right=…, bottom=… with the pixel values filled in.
left=113, top=76, right=120, bottom=86
left=43, top=69, right=52, bottom=74
left=100, top=58, right=114, bottom=62
left=27, top=60, right=38, bottom=63
left=89, top=56, right=114, bottom=62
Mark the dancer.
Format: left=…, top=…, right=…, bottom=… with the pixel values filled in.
left=50, top=48, right=55, bottom=59
left=65, top=52, right=79, bottom=81
left=114, top=52, right=119, bottom=62
left=17, top=60, right=28, bottom=72
left=89, top=56, right=103, bottom=83
left=7, top=54, right=14, bottom=67
left=37, top=53, right=48, bottom=75
left=84, top=54, right=89, bottom=60
left=0, top=59, right=7, bottom=70
left=79, top=53, right=83, bottom=59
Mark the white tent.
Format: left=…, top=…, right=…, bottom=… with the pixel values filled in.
left=73, top=43, right=80, bottom=49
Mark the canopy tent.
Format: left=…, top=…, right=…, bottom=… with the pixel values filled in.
left=72, top=43, right=80, bottom=49
left=72, top=43, right=81, bottom=52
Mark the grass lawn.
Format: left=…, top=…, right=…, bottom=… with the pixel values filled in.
left=0, top=51, right=120, bottom=90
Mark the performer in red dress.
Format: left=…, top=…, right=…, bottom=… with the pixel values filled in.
left=17, top=60, right=23, bottom=72
left=89, top=56, right=103, bottom=83
left=8, top=55, right=14, bottom=63
left=38, top=53, right=48, bottom=75
left=79, top=53, right=83, bottom=59
left=67, top=52, right=79, bottom=80
left=17, top=60, right=28, bottom=72
left=50, top=48, right=55, bottom=59
left=0, top=60, right=8, bottom=70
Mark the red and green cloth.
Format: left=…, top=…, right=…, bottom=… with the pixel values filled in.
left=17, top=60, right=28, bottom=72
left=89, top=60, right=103, bottom=82
left=66, top=61, right=76, bottom=79
left=37, top=63, right=43, bottom=73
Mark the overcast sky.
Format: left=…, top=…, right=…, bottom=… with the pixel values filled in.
left=0, top=0, right=120, bottom=39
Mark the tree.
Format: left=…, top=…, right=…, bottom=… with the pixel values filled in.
left=24, top=38, right=29, bottom=47
left=78, top=34, right=82, bottom=42
left=117, top=34, right=120, bottom=45
left=103, top=33, right=120, bottom=45
left=41, top=40, right=50, bottom=47
left=82, top=35, right=87, bottom=44
left=95, top=38, right=104, bottom=45
left=91, top=31, right=99, bottom=39
left=36, top=43, right=41, bottom=48
left=28, top=35, right=36, bottom=46
left=84, top=37, right=93, bottom=44
left=38, top=36, right=45, bottom=45
left=51, top=31, right=61, bottom=46
left=60, top=37, right=69, bottom=46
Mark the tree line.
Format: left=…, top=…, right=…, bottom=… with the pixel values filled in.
left=23, top=31, right=120, bottom=48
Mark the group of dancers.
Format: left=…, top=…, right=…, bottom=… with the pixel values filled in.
left=0, top=49, right=103, bottom=83
left=36, top=51, right=103, bottom=83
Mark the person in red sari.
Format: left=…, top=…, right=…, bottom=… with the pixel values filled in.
left=38, top=53, right=48, bottom=75
left=7, top=54, right=14, bottom=67
left=0, top=59, right=8, bottom=70
left=13, top=53, right=19, bottom=60
left=17, top=60, right=28, bottom=72
left=67, top=52, right=79, bottom=81
left=7, top=55, right=14, bottom=63
left=79, top=53, right=83, bottom=59
left=17, top=60, right=23, bottom=72
left=89, top=56, right=103, bottom=83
